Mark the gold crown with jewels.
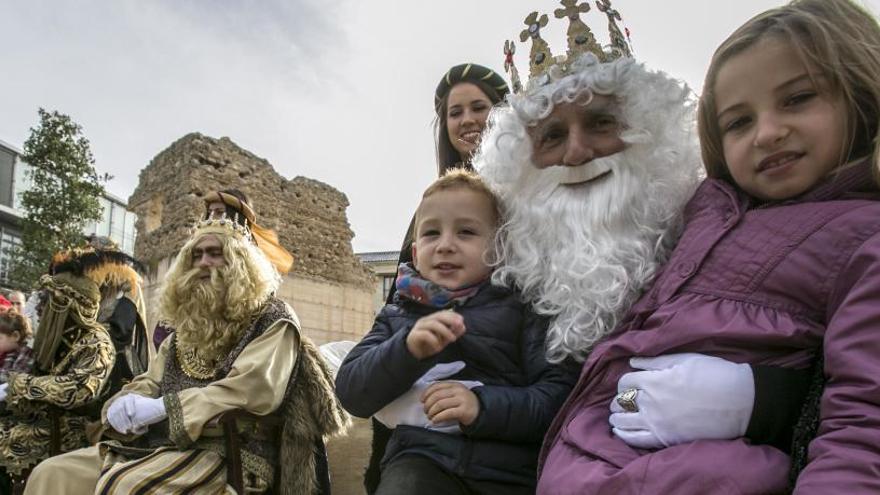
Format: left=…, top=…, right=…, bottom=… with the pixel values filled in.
left=190, top=212, right=252, bottom=242
left=503, top=0, right=633, bottom=93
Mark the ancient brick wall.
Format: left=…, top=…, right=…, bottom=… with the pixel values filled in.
left=128, top=132, right=373, bottom=290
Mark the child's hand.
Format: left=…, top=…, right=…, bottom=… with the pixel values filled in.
left=406, top=311, right=465, bottom=360
left=421, top=381, right=480, bottom=426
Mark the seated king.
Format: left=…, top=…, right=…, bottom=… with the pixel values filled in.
left=25, top=205, right=349, bottom=494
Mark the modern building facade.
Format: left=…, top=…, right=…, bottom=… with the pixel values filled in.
left=356, top=250, right=400, bottom=313
left=0, top=138, right=137, bottom=287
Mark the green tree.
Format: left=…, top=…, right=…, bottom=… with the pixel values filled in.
left=8, top=108, right=109, bottom=288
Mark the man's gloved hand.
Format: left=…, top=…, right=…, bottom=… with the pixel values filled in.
left=609, top=353, right=755, bottom=449
left=106, top=394, right=167, bottom=434
left=106, top=393, right=138, bottom=434
left=0, top=383, right=8, bottom=402
left=128, top=395, right=167, bottom=433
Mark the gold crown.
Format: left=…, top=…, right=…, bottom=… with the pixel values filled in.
left=191, top=212, right=252, bottom=242
left=504, top=0, right=633, bottom=92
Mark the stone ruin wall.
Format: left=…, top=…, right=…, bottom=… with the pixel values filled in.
left=128, top=133, right=376, bottom=345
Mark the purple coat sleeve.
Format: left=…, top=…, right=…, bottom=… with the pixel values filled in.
left=795, top=231, right=880, bottom=493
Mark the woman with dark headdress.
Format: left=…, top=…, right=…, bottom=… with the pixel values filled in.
left=391, top=63, right=510, bottom=287
left=434, top=63, right=510, bottom=175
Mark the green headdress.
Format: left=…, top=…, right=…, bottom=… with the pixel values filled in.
left=434, top=63, right=510, bottom=113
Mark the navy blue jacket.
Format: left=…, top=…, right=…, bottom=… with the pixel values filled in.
left=335, top=283, right=578, bottom=487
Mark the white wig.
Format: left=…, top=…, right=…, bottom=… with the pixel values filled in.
left=475, top=54, right=702, bottom=363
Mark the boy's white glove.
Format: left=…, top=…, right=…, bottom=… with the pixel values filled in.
left=0, top=383, right=8, bottom=402
left=319, top=341, right=357, bottom=379
left=107, top=394, right=168, bottom=434
left=609, top=353, right=755, bottom=449
left=374, top=361, right=482, bottom=434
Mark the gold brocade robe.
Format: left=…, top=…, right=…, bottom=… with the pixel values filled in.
left=0, top=326, right=114, bottom=475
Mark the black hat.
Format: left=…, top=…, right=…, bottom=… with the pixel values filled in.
left=434, top=63, right=510, bottom=113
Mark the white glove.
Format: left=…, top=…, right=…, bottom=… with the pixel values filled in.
left=0, top=383, right=8, bottom=402
left=106, top=394, right=167, bottom=434
left=129, top=395, right=167, bottom=433
left=609, top=353, right=755, bottom=449
left=374, top=361, right=482, bottom=434
left=106, top=393, right=139, bottom=434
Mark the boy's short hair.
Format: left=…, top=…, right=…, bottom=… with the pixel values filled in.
left=415, top=168, right=503, bottom=229
left=0, top=311, right=30, bottom=345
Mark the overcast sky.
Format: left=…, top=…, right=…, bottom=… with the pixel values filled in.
left=2, top=0, right=879, bottom=253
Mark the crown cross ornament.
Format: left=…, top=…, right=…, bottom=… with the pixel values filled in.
left=519, top=12, right=554, bottom=78
left=503, top=40, right=523, bottom=93
left=554, top=0, right=603, bottom=63
left=596, top=0, right=632, bottom=59
left=507, top=0, right=633, bottom=92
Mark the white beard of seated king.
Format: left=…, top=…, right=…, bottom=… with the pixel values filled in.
left=477, top=52, right=703, bottom=363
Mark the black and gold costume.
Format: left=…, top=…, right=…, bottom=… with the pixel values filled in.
left=0, top=271, right=115, bottom=476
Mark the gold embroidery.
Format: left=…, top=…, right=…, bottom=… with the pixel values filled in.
left=175, top=345, right=217, bottom=380
left=164, top=394, right=191, bottom=448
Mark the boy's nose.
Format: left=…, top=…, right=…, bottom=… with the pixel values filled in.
left=436, top=233, right=457, bottom=252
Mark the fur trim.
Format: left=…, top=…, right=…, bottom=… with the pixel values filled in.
left=279, top=335, right=351, bottom=495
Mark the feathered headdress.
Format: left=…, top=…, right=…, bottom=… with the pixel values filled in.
left=49, top=245, right=145, bottom=299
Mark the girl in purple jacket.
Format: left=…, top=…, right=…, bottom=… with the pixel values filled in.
left=538, top=0, right=880, bottom=493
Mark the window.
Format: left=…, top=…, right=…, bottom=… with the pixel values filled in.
left=382, top=275, right=395, bottom=301
left=0, top=148, right=15, bottom=208
left=122, top=212, right=136, bottom=254
left=12, top=161, right=34, bottom=210
left=0, top=228, right=22, bottom=284
left=96, top=198, right=112, bottom=236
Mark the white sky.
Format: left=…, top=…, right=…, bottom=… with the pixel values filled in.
left=2, top=0, right=879, bottom=253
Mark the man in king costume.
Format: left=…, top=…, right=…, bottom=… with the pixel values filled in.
left=26, top=209, right=348, bottom=494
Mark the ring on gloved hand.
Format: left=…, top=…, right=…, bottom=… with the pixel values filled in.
left=615, top=388, right=639, bottom=413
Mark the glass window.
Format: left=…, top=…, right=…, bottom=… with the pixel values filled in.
left=110, top=202, right=125, bottom=244
left=0, top=228, right=21, bottom=284
left=382, top=275, right=395, bottom=301
left=82, top=198, right=111, bottom=238
left=12, top=160, right=34, bottom=211
left=122, top=211, right=136, bottom=254
left=96, top=198, right=111, bottom=236
left=0, top=148, right=15, bottom=208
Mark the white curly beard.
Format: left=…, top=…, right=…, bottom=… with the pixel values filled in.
left=476, top=56, right=702, bottom=363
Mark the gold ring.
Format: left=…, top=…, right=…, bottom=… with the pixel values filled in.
left=616, top=388, right=639, bottom=413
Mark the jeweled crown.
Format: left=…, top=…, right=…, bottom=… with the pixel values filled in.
left=191, top=212, right=252, bottom=242
left=504, top=0, right=633, bottom=92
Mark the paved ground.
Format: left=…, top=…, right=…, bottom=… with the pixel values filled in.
left=327, top=416, right=372, bottom=495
